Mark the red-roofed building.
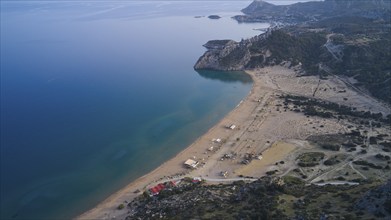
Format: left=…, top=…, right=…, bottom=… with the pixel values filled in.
left=148, top=183, right=166, bottom=196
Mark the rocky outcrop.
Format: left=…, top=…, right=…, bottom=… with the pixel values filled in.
left=194, top=33, right=271, bottom=71
left=202, top=40, right=235, bottom=50
left=194, top=40, right=249, bottom=71
left=193, top=27, right=326, bottom=71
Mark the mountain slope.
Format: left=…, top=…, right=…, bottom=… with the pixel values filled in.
left=195, top=16, right=391, bottom=103
left=236, top=0, right=391, bottom=23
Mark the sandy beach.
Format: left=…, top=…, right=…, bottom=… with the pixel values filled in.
left=78, top=65, right=390, bottom=220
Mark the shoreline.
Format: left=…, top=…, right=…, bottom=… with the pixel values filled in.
left=77, top=65, right=391, bottom=219
left=76, top=70, right=258, bottom=219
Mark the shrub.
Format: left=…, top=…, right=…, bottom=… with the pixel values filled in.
left=297, top=152, right=325, bottom=167
left=322, top=144, right=341, bottom=151
left=117, top=204, right=125, bottom=210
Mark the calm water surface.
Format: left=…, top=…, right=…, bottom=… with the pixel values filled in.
left=1, top=1, right=268, bottom=219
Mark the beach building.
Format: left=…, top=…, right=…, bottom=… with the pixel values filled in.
left=228, top=124, right=236, bottom=130
left=184, top=159, right=199, bottom=169
left=148, top=183, right=166, bottom=196
left=146, top=180, right=180, bottom=196
left=212, top=138, right=222, bottom=143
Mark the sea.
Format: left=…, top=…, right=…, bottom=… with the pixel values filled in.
left=0, top=1, right=270, bottom=219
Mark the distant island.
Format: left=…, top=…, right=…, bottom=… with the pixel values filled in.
left=208, top=15, right=221, bottom=19
left=79, top=1, right=391, bottom=219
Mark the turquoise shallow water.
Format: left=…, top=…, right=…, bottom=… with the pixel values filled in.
left=0, top=1, right=268, bottom=219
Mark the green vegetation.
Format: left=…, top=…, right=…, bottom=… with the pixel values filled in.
left=375, top=154, right=391, bottom=161
left=282, top=176, right=305, bottom=186
left=117, top=204, right=125, bottom=210
left=127, top=177, right=390, bottom=219
left=282, top=94, right=389, bottom=124
left=324, top=157, right=341, bottom=166
left=353, top=160, right=383, bottom=170
left=251, top=17, right=391, bottom=103
left=321, top=144, right=341, bottom=151
left=129, top=178, right=286, bottom=219
left=266, top=170, right=279, bottom=175
left=219, top=45, right=247, bottom=68
left=335, top=36, right=391, bottom=103
left=312, top=17, right=391, bottom=103
left=247, top=30, right=327, bottom=72
left=297, top=152, right=325, bottom=167
left=199, top=16, right=391, bottom=103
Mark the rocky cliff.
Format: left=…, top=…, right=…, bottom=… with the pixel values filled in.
left=194, top=35, right=268, bottom=71
left=194, top=28, right=326, bottom=72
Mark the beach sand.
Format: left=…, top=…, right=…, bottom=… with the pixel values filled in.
left=234, top=141, right=297, bottom=177
left=77, top=66, right=390, bottom=220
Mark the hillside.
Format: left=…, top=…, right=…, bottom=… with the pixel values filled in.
left=194, top=15, right=391, bottom=103
left=234, top=0, right=391, bottom=23
left=126, top=177, right=391, bottom=219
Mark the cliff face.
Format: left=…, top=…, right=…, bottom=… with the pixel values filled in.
left=194, top=34, right=270, bottom=71
left=194, top=40, right=249, bottom=71
left=194, top=29, right=326, bottom=71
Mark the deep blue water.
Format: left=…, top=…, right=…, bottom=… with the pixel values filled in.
left=0, top=1, right=268, bottom=219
